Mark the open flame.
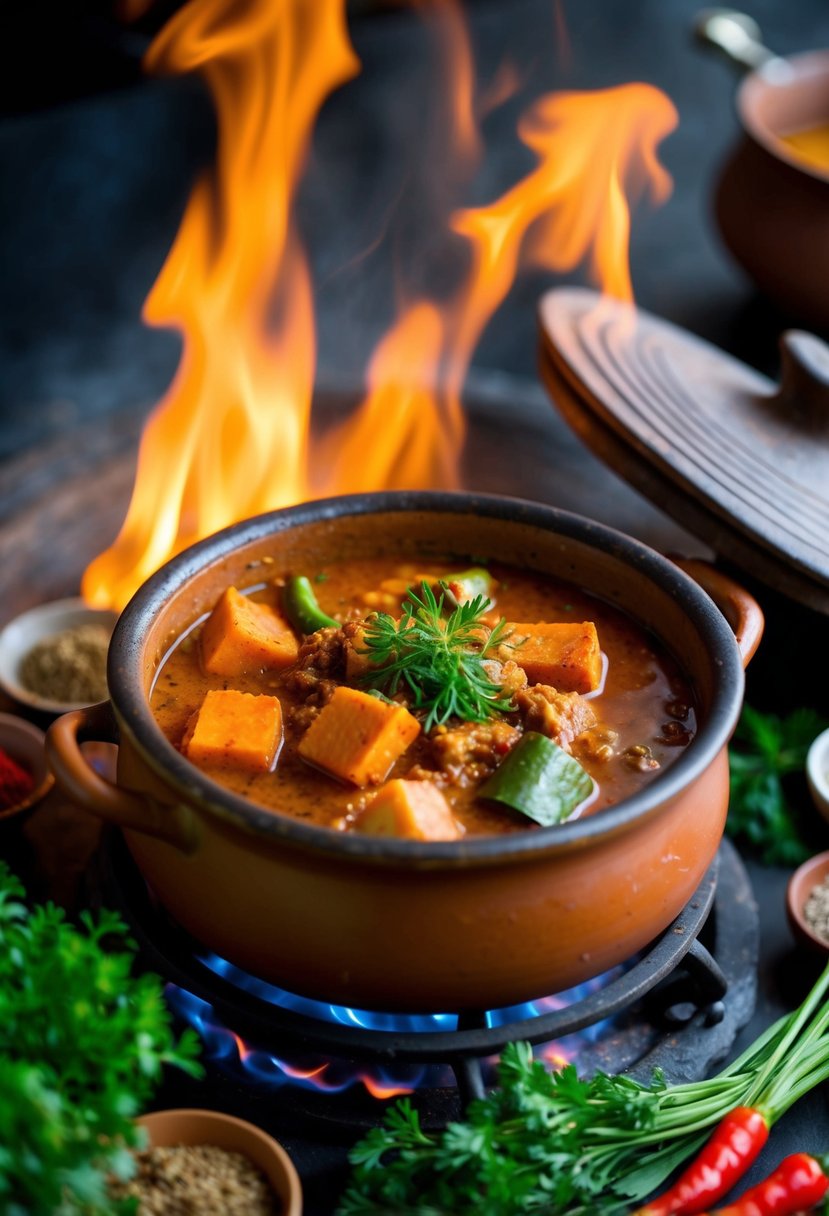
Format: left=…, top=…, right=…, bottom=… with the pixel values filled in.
left=83, top=0, right=677, bottom=610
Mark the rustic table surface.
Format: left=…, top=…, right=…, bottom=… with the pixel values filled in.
left=2, top=0, right=829, bottom=1211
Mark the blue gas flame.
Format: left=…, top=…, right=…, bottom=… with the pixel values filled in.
left=166, top=953, right=621, bottom=1097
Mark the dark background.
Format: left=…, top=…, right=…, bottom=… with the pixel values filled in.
left=2, top=1, right=829, bottom=1212
left=3, top=0, right=829, bottom=462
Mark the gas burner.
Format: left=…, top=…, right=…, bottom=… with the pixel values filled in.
left=94, top=830, right=758, bottom=1115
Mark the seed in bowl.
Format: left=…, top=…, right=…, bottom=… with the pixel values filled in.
left=111, top=1144, right=281, bottom=1215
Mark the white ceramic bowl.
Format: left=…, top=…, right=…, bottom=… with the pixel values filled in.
left=807, top=727, right=829, bottom=823
left=0, top=598, right=118, bottom=715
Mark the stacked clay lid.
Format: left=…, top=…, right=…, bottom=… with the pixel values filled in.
left=537, top=287, right=829, bottom=614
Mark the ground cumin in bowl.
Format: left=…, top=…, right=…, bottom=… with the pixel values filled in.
left=0, top=598, right=117, bottom=714
left=124, top=1109, right=302, bottom=1216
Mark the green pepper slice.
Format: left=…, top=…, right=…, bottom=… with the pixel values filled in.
left=283, top=575, right=339, bottom=634
left=479, top=731, right=594, bottom=826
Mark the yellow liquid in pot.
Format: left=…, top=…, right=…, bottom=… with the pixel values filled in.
left=780, top=120, right=829, bottom=174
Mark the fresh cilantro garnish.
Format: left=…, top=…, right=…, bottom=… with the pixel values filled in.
left=727, top=704, right=828, bottom=866
left=358, top=581, right=513, bottom=731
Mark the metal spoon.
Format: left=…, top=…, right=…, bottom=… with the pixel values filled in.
left=694, top=8, right=795, bottom=82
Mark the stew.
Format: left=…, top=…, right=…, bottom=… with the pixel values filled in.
left=150, top=557, right=696, bottom=838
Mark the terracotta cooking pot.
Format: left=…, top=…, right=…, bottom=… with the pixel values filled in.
left=46, top=493, right=762, bottom=1012
left=697, top=9, right=829, bottom=331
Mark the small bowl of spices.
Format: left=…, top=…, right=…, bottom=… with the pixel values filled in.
left=0, top=598, right=117, bottom=715
left=787, top=851, right=829, bottom=955
left=114, top=1109, right=302, bottom=1216
left=0, top=713, right=54, bottom=821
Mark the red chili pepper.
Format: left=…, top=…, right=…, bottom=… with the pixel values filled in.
left=705, top=1152, right=829, bottom=1215
left=634, top=1107, right=770, bottom=1215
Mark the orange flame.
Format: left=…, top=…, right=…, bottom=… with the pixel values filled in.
left=361, top=1075, right=414, bottom=1100
left=82, top=0, right=359, bottom=609
left=316, top=301, right=457, bottom=493
left=328, top=83, right=676, bottom=496
left=83, top=0, right=677, bottom=609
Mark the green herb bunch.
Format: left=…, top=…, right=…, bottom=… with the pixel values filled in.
left=0, top=862, right=201, bottom=1216
left=728, top=704, right=828, bottom=865
left=359, top=581, right=513, bottom=731
left=339, top=961, right=829, bottom=1215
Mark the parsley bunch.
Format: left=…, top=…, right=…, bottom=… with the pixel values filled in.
left=359, top=581, right=514, bottom=730
left=339, top=961, right=829, bottom=1215
left=0, top=863, right=202, bottom=1216
left=727, top=704, right=828, bottom=866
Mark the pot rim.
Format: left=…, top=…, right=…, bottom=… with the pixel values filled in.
left=737, top=48, right=829, bottom=185
left=109, top=490, right=744, bottom=864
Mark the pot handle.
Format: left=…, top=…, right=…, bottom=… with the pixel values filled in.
left=672, top=557, right=764, bottom=669
left=46, top=701, right=197, bottom=852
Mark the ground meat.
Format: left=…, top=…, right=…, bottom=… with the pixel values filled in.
left=292, top=626, right=345, bottom=678
left=480, top=658, right=528, bottom=699
left=284, top=677, right=339, bottom=730
left=416, top=719, right=521, bottom=787
left=514, top=685, right=597, bottom=752
left=283, top=626, right=344, bottom=710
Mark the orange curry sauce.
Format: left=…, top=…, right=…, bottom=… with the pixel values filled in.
left=150, top=558, right=696, bottom=836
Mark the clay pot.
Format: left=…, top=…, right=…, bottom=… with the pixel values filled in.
left=46, top=493, right=762, bottom=1012
left=697, top=9, right=829, bottom=330
left=137, top=1109, right=302, bottom=1215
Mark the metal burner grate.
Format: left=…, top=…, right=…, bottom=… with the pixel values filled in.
left=96, top=832, right=758, bottom=1106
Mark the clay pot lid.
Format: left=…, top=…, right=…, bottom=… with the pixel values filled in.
left=538, top=286, right=829, bottom=614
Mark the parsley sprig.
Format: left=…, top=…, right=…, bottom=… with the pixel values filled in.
left=727, top=704, right=828, bottom=866
left=359, top=581, right=514, bottom=730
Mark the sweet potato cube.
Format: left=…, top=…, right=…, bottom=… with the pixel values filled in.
left=200, top=586, right=299, bottom=677
left=297, top=686, right=420, bottom=787
left=356, top=779, right=463, bottom=841
left=182, top=689, right=283, bottom=772
left=506, top=621, right=602, bottom=693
